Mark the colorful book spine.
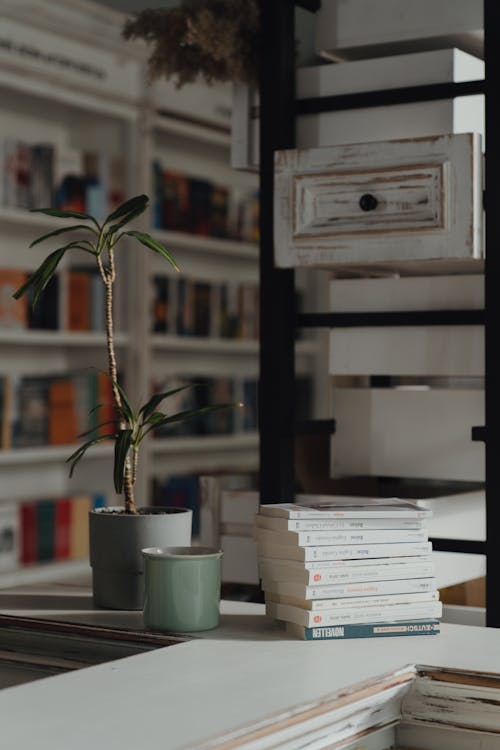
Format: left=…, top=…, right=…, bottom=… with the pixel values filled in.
left=287, top=620, right=441, bottom=641
left=20, top=502, right=37, bottom=565
left=54, top=498, right=71, bottom=561
left=36, top=500, right=56, bottom=562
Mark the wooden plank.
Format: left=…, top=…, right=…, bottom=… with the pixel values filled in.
left=329, top=327, right=483, bottom=376
left=331, top=388, right=484, bottom=481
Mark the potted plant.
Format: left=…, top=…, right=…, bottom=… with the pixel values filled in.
left=14, top=194, right=238, bottom=610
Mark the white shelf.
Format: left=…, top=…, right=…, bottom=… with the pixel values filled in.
left=0, top=206, right=70, bottom=231
left=152, top=229, right=258, bottom=260
left=151, top=432, right=259, bottom=455
left=0, top=443, right=114, bottom=466
left=150, top=335, right=318, bottom=357
left=0, top=559, right=90, bottom=589
left=153, top=113, right=231, bottom=147
left=0, top=331, right=129, bottom=348
left=151, top=335, right=259, bottom=354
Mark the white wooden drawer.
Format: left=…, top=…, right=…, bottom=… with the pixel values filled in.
left=330, top=387, right=484, bottom=481
left=329, top=326, right=483, bottom=377
left=297, top=49, right=484, bottom=150
left=274, top=133, right=483, bottom=272
left=316, top=0, right=483, bottom=61
left=329, top=275, right=484, bottom=312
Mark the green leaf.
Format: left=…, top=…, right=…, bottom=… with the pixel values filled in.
left=105, top=195, right=148, bottom=224
left=114, top=429, right=133, bottom=494
left=66, top=434, right=115, bottom=477
left=108, top=202, right=149, bottom=234
left=29, top=224, right=97, bottom=248
left=13, top=245, right=68, bottom=305
left=78, top=420, right=118, bottom=439
left=139, top=384, right=196, bottom=422
left=140, top=402, right=240, bottom=441
left=123, top=230, right=179, bottom=271
left=30, top=207, right=100, bottom=229
left=114, top=381, right=136, bottom=425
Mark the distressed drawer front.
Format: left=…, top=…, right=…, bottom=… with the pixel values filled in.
left=295, top=164, right=444, bottom=238
left=275, top=133, right=483, bottom=271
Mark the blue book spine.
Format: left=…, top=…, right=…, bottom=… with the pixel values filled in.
left=291, top=620, right=441, bottom=641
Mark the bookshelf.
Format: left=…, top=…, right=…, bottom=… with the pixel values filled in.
left=0, top=0, right=298, bottom=586
left=255, top=0, right=492, bottom=624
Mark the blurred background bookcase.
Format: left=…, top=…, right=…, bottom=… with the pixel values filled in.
left=256, top=0, right=495, bottom=626
left=0, top=0, right=321, bottom=587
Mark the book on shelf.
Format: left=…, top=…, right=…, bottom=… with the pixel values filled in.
left=30, top=143, right=54, bottom=209
left=36, top=499, right=56, bottom=562
left=258, top=497, right=433, bottom=520
left=11, top=374, right=51, bottom=448
left=193, top=281, right=212, bottom=337
left=0, top=268, right=28, bottom=330
left=262, top=576, right=438, bottom=603
left=258, top=555, right=435, bottom=586
left=0, top=374, right=11, bottom=449
left=54, top=498, right=71, bottom=561
left=256, top=540, right=433, bottom=562
left=286, top=620, right=441, bottom=641
left=151, top=275, right=170, bottom=333
left=0, top=502, right=19, bottom=572
left=48, top=377, right=78, bottom=445
left=2, top=137, right=31, bottom=209
left=27, top=273, right=59, bottom=330
left=162, top=169, right=191, bottom=232
left=266, top=589, right=439, bottom=612
left=266, top=599, right=443, bottom=628
left=209, top=184, right=230, bottom=238
left=67, top=269, right=92, bottom=331
left=69, top=495, right=92, bottom=559
left=20, top=501, right=37, bottom=565
left=254, top=526, right=428, bottom=548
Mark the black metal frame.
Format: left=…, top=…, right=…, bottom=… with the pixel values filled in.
left=258, top=0, right=497, bottom=626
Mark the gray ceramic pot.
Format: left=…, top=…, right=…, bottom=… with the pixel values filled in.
left=89, top=506, right=192, bottom=610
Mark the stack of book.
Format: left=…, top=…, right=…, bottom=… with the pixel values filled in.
left=255, top=497, right=441, bottom=641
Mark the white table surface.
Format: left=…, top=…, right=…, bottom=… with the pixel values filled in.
left=0, top=584, right=499, bottom=750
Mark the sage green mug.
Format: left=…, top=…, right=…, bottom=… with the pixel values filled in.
left=142, top=546, right=223, bottom=633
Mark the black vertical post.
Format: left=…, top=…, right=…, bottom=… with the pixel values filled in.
left=484, top=0, right=500, bottom=628
left=258, top=1, right=296, bottom=503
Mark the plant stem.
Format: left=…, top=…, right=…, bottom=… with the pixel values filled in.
left=100, top=244, right=137, bottom=514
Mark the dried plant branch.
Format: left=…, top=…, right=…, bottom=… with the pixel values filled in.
left=122, top=0, right=260, bottom=88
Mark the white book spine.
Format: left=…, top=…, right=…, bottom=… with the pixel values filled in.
left=259, top=500, right=431, bottom=520
left=266, top=590, right=439, bottom=611
left=254, top=527, right=428, bottom=547
left=257, top=541, right=433, bottom=562
left=255, top=515, right=425, bottom=531
left=258, top=559, right=435, bottom=585
left=262, top=576, right=438, bottom=601
left=267, top=600, right=443, bottom=628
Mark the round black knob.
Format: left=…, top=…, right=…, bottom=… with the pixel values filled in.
left=359, top=193, right=378, bottom=212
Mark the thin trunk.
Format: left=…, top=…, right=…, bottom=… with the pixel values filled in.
left=101, top=249, right=136, bottom=514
